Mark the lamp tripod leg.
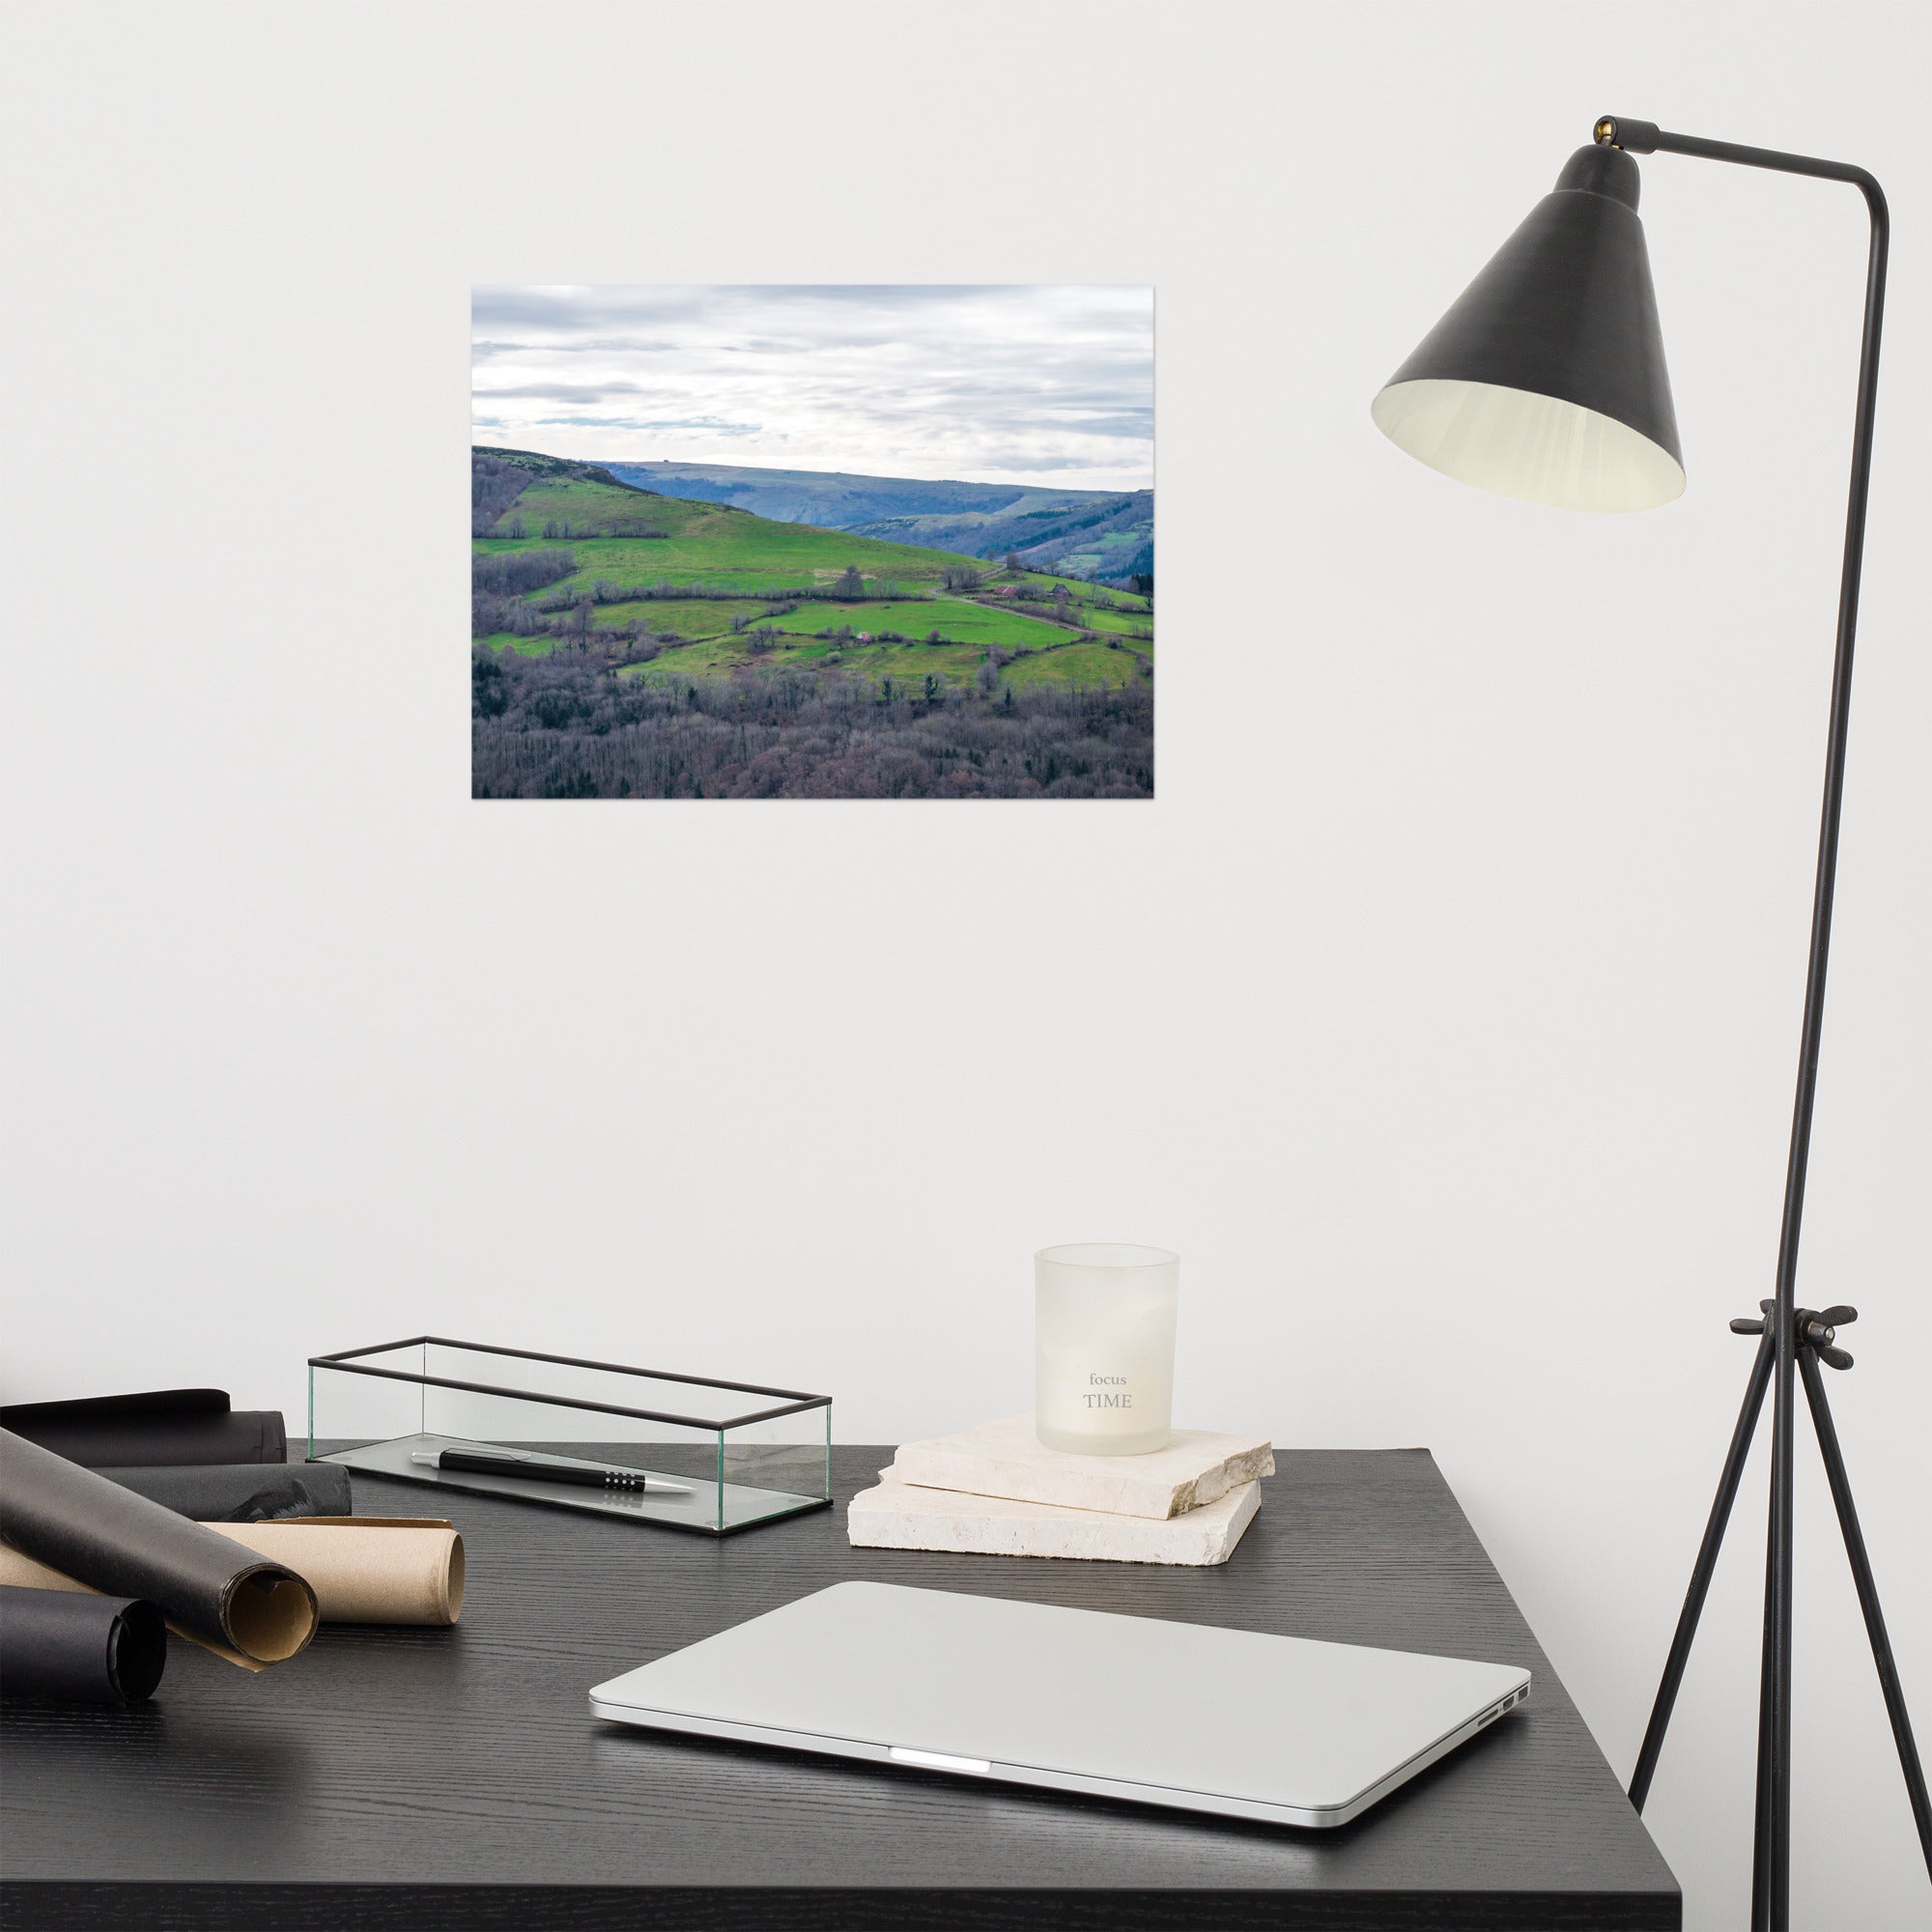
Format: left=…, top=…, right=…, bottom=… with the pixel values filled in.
left=1764, top=1298, right=1799, bottom=1932
left=1630, top=1326, right=1776, bottom=1810
left=1797, top=1349, right=1932, bottom=1876
left=1752, top=1449, right=1783, bottom=1931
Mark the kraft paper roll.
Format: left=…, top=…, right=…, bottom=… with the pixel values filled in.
left=99, top=1462, right=353, bottom=1522
left=201, top=1520, right=466, bottom=1625
left=0, top=1522, right=464, bottom=1630
left=0, top=1430, right=316, bottom=1670
left=0, top=1584, right=168, bottom=1705
left=0, top=1390, right=286, bottom=1467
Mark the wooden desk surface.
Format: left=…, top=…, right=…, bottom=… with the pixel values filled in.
left=2, top=1446, right=1678, bottom=1931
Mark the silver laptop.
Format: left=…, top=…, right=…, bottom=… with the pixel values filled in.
left=589, top=1580, right=1530, bottom=1828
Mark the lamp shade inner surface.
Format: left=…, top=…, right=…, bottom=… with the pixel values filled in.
left=1374, top=145, right=1684, bottom=514
left=1372, top=377, right=1685, bottom=512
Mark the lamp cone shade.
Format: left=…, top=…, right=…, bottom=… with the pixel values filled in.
left=1373, top=145, right=1684, bottom=512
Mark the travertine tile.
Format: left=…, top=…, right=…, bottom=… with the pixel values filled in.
left=848, top=1467, right=1262, bottom=1566
left=890, top=1415, right=1274, bottom=1520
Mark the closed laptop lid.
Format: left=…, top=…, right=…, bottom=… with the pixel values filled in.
left=590, top=1580, right=1529, bottom=1820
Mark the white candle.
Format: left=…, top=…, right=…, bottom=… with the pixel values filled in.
left=1035, top=1243, right=1179, bottom=1456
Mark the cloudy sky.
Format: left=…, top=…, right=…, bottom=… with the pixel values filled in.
left=471, top=285, right=1152, bottom=489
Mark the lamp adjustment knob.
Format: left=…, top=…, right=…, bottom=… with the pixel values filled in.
left=1595, top=115, right=1662, bottom=155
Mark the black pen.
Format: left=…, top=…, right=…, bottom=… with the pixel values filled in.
left=411, top=1446, right=691, bottom=1495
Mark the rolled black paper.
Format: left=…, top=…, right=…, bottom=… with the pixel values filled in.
left=0, top=1390, right=286, bottom=1467
left=96, top=1462, right=353, bottom=1522
left=0, top=1585, right=167, bottom=1705
left=0, top=1430, right=317, bottom=1667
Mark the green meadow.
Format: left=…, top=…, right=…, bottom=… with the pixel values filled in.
left=998, top=638, right=1147, bottom=688
left=1079, top=604, right=1156, bottom=638
left=771, top=598, right=1074, bottom=649
left=592, top=598, right=769, bottom=639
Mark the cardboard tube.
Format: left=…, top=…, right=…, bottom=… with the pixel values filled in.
left=200, top=1520, right=465, bottom=1626
left=0, top=1430, right=316, bottom=1669
left=0, top=1520, right=465, bottom=1633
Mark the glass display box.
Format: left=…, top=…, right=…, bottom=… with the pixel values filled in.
left=308, top=1337, right=832, bottom=1535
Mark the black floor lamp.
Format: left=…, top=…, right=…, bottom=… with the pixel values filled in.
left=1371, top=116, right=1929, bottom=1931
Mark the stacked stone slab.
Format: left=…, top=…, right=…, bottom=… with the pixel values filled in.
left=847, top=1416, right=1274, bottom=1567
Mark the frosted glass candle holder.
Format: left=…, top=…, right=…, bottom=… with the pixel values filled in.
left=1035, top=1243, right=1179, bottom=1456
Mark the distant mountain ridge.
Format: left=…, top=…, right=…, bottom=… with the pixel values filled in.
left=604, top=460, right=1086, bottom=524
left=604, top=459, right=1152, bottom=586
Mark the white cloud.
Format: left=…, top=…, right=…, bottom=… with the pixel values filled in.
left=469, top=285, right=1152, bottom=490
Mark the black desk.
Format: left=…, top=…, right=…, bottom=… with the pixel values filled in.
left=2, top=1447, right=1679, bottom=1930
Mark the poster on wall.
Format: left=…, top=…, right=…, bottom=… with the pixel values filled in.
left=471, top=285, right=1153, bottom=799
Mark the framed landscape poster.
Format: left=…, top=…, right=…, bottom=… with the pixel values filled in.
left=471, top=285, right=1153, bottom=799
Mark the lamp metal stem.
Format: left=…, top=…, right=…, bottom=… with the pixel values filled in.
left=1598, top=118, right=1892, bottom=1932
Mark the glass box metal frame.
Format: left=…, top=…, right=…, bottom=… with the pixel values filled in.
left=308, top=1336, right=832, bottom=1535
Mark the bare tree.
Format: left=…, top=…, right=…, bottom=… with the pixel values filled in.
left=472, top=651, right=1153, bottom=800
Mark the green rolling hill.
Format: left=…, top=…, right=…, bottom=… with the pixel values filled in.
left=602, top=459, right=1153, bottom=585
left=472, top=447, right=1152, bottom=696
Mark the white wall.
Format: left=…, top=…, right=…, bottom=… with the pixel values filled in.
left=5, top=3, right=1927, bottom=1923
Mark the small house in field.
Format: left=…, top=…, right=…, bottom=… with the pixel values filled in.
left=856, top=632, right=872, bottom=642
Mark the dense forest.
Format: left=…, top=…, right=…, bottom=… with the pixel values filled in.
left=472, top=647, right=1153, bottom=799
